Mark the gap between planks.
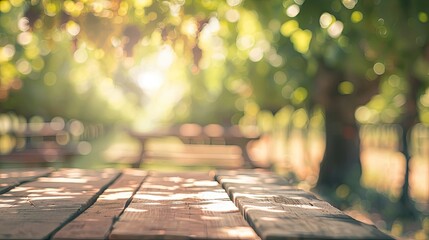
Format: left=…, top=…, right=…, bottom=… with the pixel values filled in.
left=215, top=169, right=394, bottom=240
left=52, top=169, right=148, bottom=240
left=0, top=168, right=121, bottom=240
left=109, top=171, right=260, bottom=240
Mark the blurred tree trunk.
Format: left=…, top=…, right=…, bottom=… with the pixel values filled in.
left=318, top=107, right=362, bottom=189
left=398, top=73, right=420, bottom=214
left=314, top=60, right=379, bottom=190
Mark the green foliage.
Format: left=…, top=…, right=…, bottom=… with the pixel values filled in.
left=1, top=0, right=429, bottom=126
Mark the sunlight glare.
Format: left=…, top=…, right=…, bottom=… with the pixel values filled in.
left=125, top=207, right=148, bottom=213
left=137, top=70, right=165, bottom=95
left=163, top=176, right=184, bottom=183
left=191, top=180, right=219, bottom=187
left=197, top=191, right=228, bottom=200
left=157, top=45, right=175, bottom=68
left=260, top=217, right=278, bottom=221
left=193, top=201, right=238, bottom=212
left=0, top=204, right=15, bottom=208
left=38, top=177, right=88, bottom=183
left=221, top=227, right=259, bottom=238
left=99, top=192, right=133, bottom=200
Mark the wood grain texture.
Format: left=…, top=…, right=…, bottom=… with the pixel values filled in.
left=216, top=170, right=393, bottom=240
left=0, top=168, right=120, bottom=240
left=53, top=169, right=147, bottom=240
left=0, top=168, right=395, bottom=239
left=109, top=171, right=260, bottom=240
left=0, top=168, right=54, bottom=194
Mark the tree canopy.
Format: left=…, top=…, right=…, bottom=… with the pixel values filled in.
left=1, top=0, right=428, bottom=128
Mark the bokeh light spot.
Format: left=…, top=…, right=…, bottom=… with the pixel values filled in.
left=286, top=4, right=300, bottom=18
left=249, top=47, right=263, bottom=62
left=16, top=59, right=32, bottom=75
left=342, top=0, right=357, bottom=9
left=373, top=62, right=385, bottom=75
left=320, top=12, right=334, bottom=29
left=77, top=141, right=92, bottom=155
left=66, top=21, right=81, bottom=36
left=17, top=32, right=33, bottom=45
left=0, top=1, right=12, bottom=12
left=274, top=71, right=287, bottom=85
left=74, top=48, right=88, bottom=63
left=336, top=184, right=350, bottom=198
left=291, top=87, right=308, bottom=104
left=18, top=17, right=30, bottom=32
left=351, top=11, right=363, bottom=23
left=137, top=70, right=165, bottom=95
left=291, top=29, right=312, bottom=53
left=0, top=45, right=15, bottom=62
left=338, top=81, right=354, bottom=95
left=280, top=20, right=299, bottom=37
left=44, top=72, right=57, bottom=86
left=418, top=12, right=428, bottom=23
left=227, top=0, right=242, bottom=7
left=226, top=9, right=240, bottom=22
left=328, top=21, right=344, bottom=38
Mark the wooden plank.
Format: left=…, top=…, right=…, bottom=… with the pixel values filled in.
left=0, top=168, right=120, bottom=240
left=0, top=168, right=54, bottom=194
left=216, top=170, right=393, bottom=240
left=53, top=169, right=147, bottom=240
left=109, top=171, right=260, bottom=240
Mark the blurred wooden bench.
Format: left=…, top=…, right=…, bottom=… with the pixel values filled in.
left=127, top=123, right=261, bottom=168
left=0, top=123, right=79, bottom=165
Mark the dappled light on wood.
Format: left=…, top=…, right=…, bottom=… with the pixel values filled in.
left=195, top=201, right=239, bottom=212
left=110, top=171, right=260, bottom=239
left=0, top=168, right=398, bottom=239
left=216, top=170, right=393, bottom=239
left=97, top=191, right=135, bottom=201
left=38, top=177, right=89, bottom=184
left=0, top=168, right=120, bottom=239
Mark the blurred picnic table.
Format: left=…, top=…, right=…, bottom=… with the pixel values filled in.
left=126, top=123, right=262, bottom=169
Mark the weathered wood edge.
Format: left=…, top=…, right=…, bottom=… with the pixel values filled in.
left=215, top=170, right=394, bottom=240
left=52, top=169, right=148, bottom=240
left=106, top=169, right=149, bottom=238
left=0, top=168, right=54, bottom=194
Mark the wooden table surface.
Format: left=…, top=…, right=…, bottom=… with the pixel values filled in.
left=0, top=168, right=393, bottom=240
